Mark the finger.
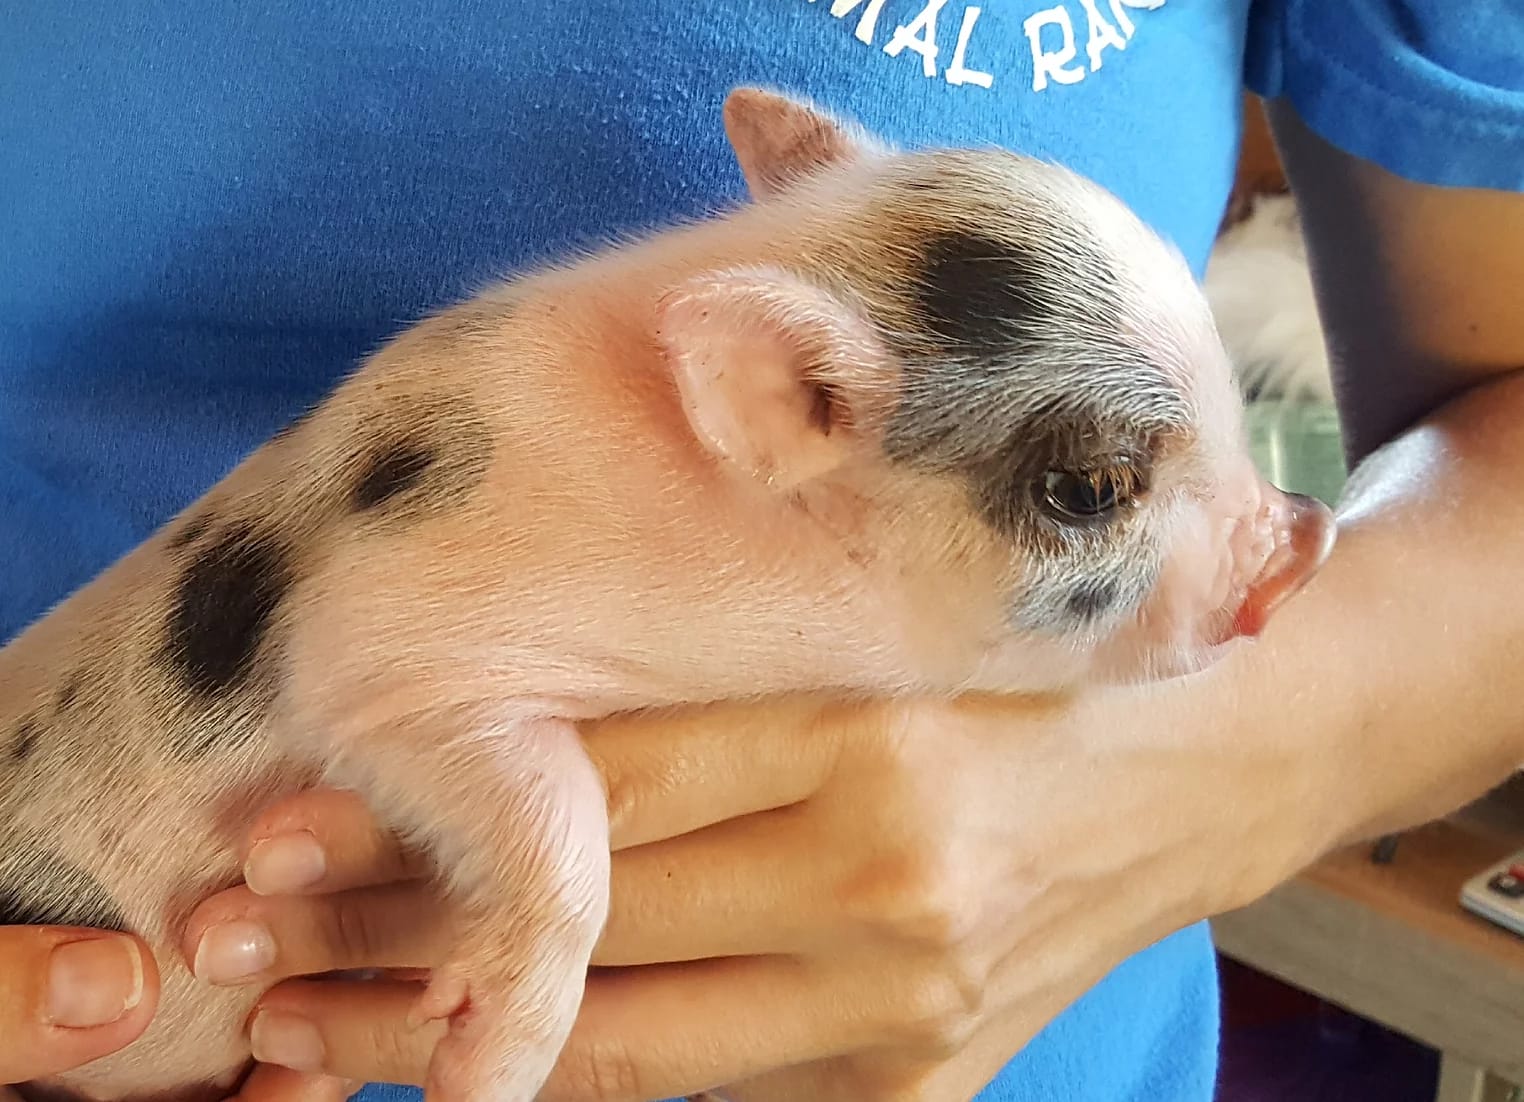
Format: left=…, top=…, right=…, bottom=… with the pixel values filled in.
left=541, top=956, right=877, bottom=1102
left=242, top=788, right=431, bottom=897
left=0, top=926, right=160, bottom=1084
left=594, top=804, right=844, bottom=966
left=250, top=980, right=440, bottom=1087
left=235, top=1063, right=358, bottom=1102
left=594, top=696, right=1016, bottom=968
left=183, top=883, right=451, bottom=988
left=562, top=865, right=1120, bottom=1102
left=582, top=695, right=860, bottom=851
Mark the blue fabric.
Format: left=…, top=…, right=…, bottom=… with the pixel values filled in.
left=2, top=0, right=1256, bottom=644
left=1246, top=0, right=1524, bottom=191
left=4, top=2, right=1520, bottom=1100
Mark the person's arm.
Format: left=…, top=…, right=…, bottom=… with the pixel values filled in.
left=1217, top=101, right=1524, bottom=851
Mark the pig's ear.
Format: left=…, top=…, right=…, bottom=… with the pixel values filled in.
left=723, top=87, right=885, bottom=200
left=655, top=268, right=891, bottom=490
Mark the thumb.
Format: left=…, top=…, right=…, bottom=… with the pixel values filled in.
left=0, top=926, right=160, bottom=1085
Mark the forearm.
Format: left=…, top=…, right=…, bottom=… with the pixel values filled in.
left=1192, top=101, right=1524, bottom=865
left=1223, top=370, right=1524, bottom=857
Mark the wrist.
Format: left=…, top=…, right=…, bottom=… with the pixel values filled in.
left=1139, top=654, right=1348, bottom=917
left=1182, top=489, right=1524, bottom=880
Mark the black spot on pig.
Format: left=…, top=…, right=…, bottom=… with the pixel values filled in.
left=1066, top=580, right=1118, bottom=623
left=55, top=670, right=84, bottom=711
left=162, top=524, right=292, bottom=699
left=912, top=230, right=1050, bottom=360
left=169, top=511, right=212, bottom=550
left=346, top=409, right=493, bottom=524
left=0, top=852, right=129, bottom=932
left=353, top=438, right=438, bottom=511
left=11, top=716, right=41, bottom=761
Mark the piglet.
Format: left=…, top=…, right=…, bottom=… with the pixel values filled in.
left=0, top=87, right=1334, bottom=1102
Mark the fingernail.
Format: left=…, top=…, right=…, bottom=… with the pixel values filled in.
left=250, top=1010, right=326, bottom=1072
left=193, top=920, right=277, bottom=985
left=46, top=936, right=145, bottom=1027
left=245, top=832, right=327, bottom=895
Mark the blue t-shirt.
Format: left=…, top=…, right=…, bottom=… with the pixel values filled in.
left=3, top=3, right=1521, bottom=1100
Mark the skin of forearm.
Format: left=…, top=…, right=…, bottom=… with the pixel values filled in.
left=1208, top=103, right=1524, bottom=855
left=1238, top=372, right=1524, bottom=854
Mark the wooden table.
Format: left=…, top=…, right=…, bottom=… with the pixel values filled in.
left=1211, top=776, right=1524, bottom=1102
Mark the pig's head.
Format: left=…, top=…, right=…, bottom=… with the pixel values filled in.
left=650, top=88, right=1336, bottom=690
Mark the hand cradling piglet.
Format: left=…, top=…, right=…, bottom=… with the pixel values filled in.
left=0, top=88, right=1335, bottom=1102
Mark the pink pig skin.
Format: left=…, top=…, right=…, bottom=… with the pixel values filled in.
left=0, top=87, right=1333, bottom=1102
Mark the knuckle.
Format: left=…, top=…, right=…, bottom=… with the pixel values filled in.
left=856, top=697, right=932, bottom=770
left=890, top=965, right=986, bottom=1058
left=594, top=755, right=679, bottom=849
left=849, top=844, right=979, bottom=953
left=367, top=1009, right=436, bottom=1083
left=886, top=696, right=961, bottom=748
left=325, top=896, right=388, bottom=966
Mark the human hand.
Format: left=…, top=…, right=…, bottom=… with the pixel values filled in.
left=0, top=924, right=158, bottom=1095
left=557, top=688, right=1333, bottom=1101
left=180, top=674, right=1338, bottom=1101
left=0, top=922, right=354, bottom=1102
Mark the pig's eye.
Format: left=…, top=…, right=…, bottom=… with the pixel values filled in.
left=1041, top=464, right=1140, bottom=522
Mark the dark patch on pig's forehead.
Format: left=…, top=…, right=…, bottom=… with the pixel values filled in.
left=902, top=226, right=1131, bottom=359
left=878, top=226, right=1189, bottom=534
left=0, top=849, right=130, bottom=933
left=913, top=231, right=1055, bottom=358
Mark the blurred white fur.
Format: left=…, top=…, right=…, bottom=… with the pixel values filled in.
left=1204, top=193, right=1334, bottom=402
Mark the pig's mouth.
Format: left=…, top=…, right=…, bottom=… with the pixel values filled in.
left=1224, top=547, right=1313, bottom=641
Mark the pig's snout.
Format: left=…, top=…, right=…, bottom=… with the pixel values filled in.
left=1221, top=488, right=1336, bottom=642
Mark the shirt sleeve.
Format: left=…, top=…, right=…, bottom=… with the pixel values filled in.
left=1244, top=0, right=1524, bottom=192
